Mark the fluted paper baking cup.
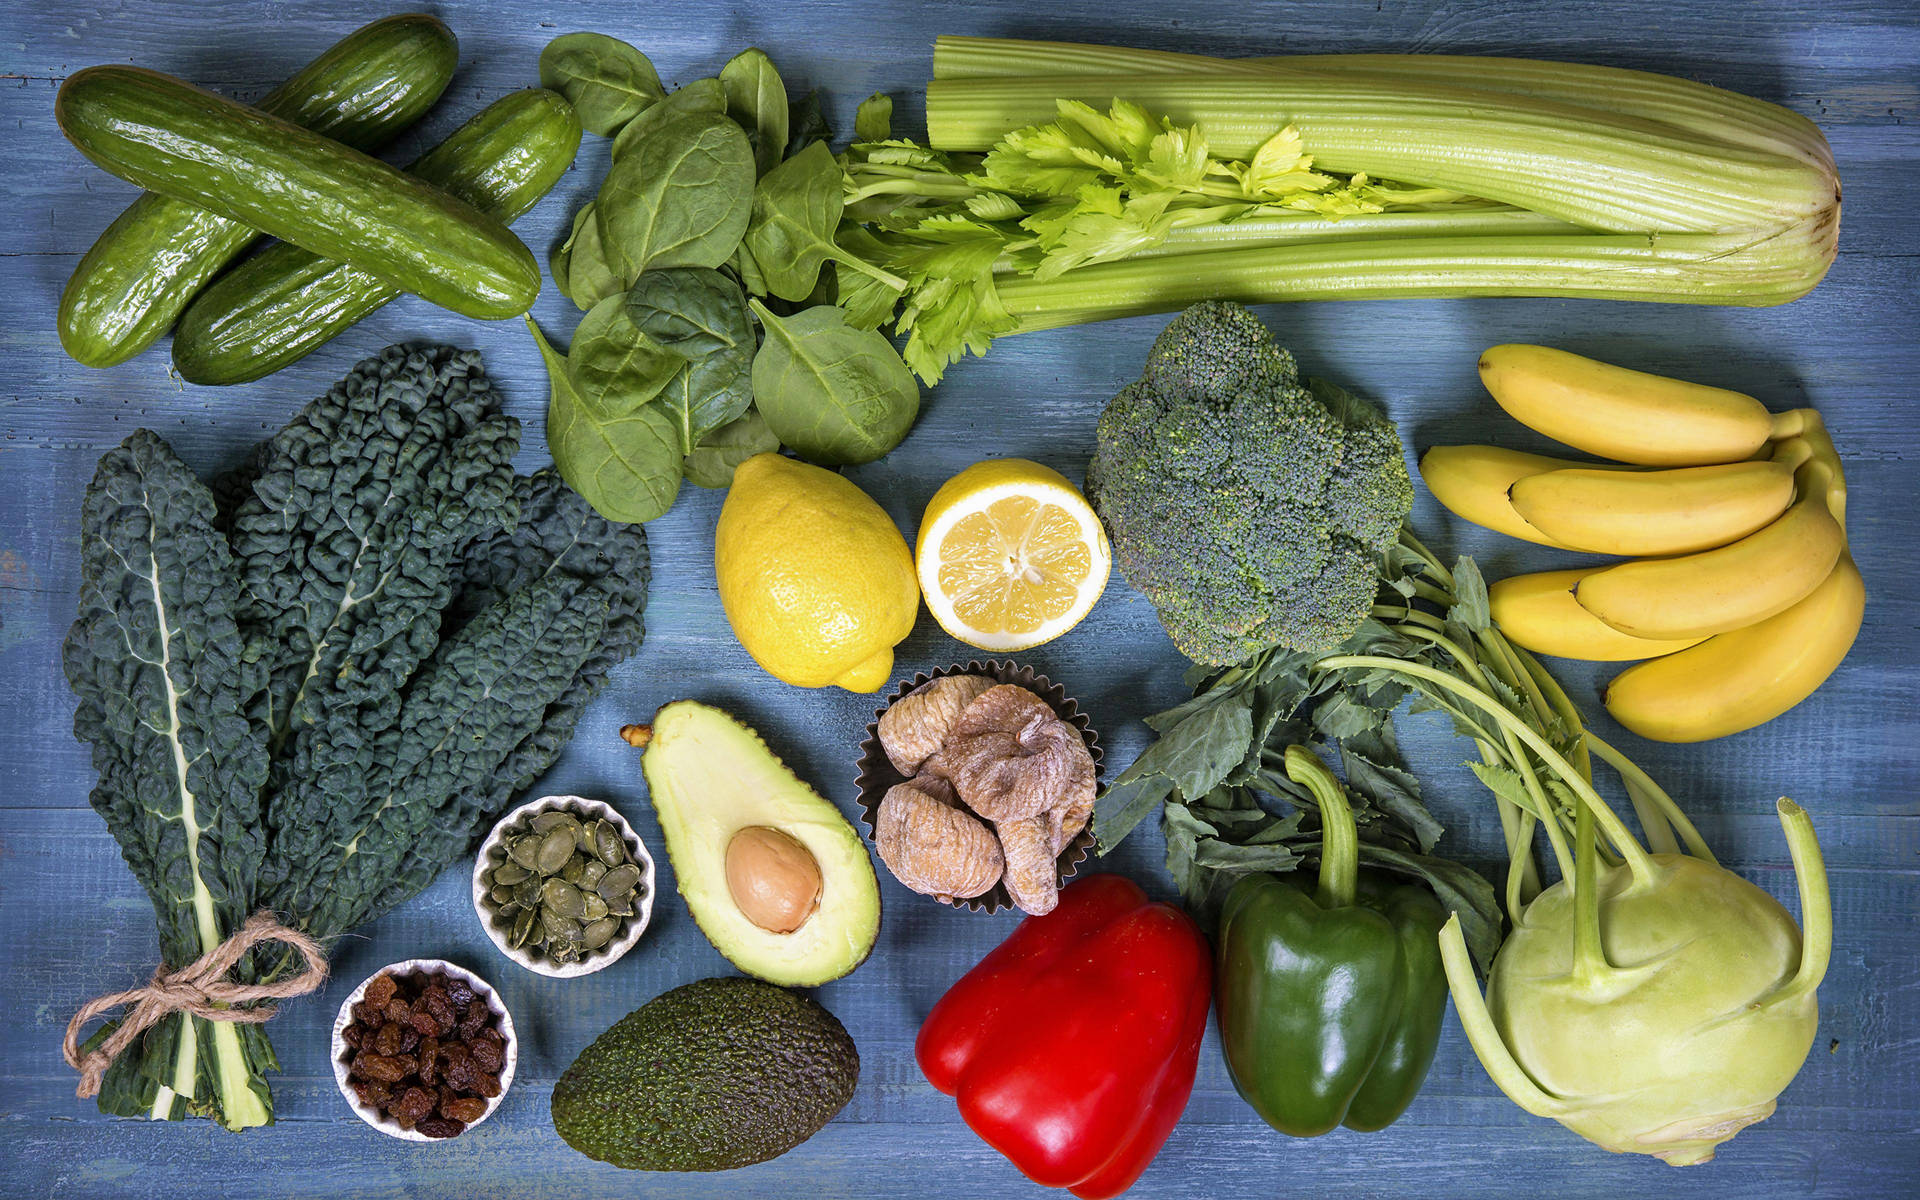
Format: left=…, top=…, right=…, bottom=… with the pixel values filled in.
left=856, top=660, right=1102, bottom=914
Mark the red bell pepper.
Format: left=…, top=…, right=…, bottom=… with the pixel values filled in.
left=916, top=874, right=1213, bottom=1198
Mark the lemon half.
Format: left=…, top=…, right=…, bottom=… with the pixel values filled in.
left=915, top=459, right=1110, bottom=651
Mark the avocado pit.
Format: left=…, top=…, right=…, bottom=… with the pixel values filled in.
left=726, top=825, right=823, bottom=934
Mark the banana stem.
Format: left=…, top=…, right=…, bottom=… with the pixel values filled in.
left=1317, top=654, right=1658, bottom=886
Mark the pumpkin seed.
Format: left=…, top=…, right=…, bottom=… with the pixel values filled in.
left=594, top=822, right=626, bottom=867
left=581, top=916, right=620, bottom=951
left=560, top=853, right=589, bottom=885
left=490, top=861, right=530, bottom=886
left=531, top=810, right=582, bottom=838
left=541, top=908, right=583, bottom=942
left=543, top=877, right=590, bottom=920
left=581, top=892, right=609, bottom=922
left=536, top=826, right=577, bottom=874
left=489, top=883, right=518, bottom=907
left=549, top=938, right=582, bottom=965
left=510, top=906, right=538, bottom=949
left=604, top=893, right=635, bottom=917
left=514, top=877, right=543, bottom=909
left=598, top=864, right=642, bottom=900
left=578, top=860, right=608, bottom=889
left=506, top=834, right=545, bottom=871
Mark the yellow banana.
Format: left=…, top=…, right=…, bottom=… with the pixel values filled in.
left=1604, top=553, right=1865, bottom=742
left=1509, top=460, right=1795, bottom=555
left=1418, top=445, right=1630, bottom=547
left=1478, top=344, right=1785, bottom=465
left=1573, top=451, right=1845, bottom=639
left=1489, top=568, right=1707, bottom=661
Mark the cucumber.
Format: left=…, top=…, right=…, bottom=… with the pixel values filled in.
left=174, top=90, right=584, bottom=384
left=57, top=66, right=539, bottom=320
left=56, top=14, right=458, bottom=368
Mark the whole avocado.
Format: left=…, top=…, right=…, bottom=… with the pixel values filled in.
left=551, top=976, right=859, bottom=1170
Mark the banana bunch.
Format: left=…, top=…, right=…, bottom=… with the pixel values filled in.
left=1421, top=345, right=1864, bottom=743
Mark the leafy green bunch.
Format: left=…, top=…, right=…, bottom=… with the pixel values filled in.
left=835, top=96, right=1467, bottom=382
left=531, top=35, right=920, bottom=524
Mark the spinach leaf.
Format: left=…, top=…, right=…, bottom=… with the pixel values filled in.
left=786, top=89, right=833, bottom=157
left=569, top=293, right=687, bottom=403
left=539, top=33, right=664, bottom=137
left=626, top=268, right=755, bottom=452
left=527, top=314, right=685, bottom=524
left=854, top=92, right=892, bottom=142
left=747, top=299, right=919, bottom=466
left=683, top=409, right=780, bottom=488
left=598, top=111, right=754, bottom=278
left=554, top=202, right=625, bottom=311
left=612, top=77, right=727, bottom=162
left=719, top=48, right=788, bottom=176
left=730, top=240, right=770, bottom=298
left=744, top=141, right=905, bottom=303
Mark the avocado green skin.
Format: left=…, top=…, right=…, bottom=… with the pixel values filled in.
left=56, top=14, right=458, bottom=367
left=551, top=976, right=859, bottom=1171
left=1216, top=870, right=1448, bottom=1137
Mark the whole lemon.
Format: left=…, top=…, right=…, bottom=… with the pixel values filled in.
left=716, top=454, right=919, bottom=691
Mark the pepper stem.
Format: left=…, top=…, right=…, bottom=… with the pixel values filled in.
left=1284, top=745, right=1358, bottom=909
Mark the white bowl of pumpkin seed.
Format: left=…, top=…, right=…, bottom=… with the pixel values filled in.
left=472, top=795, right=655, bottom=978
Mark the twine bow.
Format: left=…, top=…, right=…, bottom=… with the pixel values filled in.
left=63, top=911, right=329, bottom=1099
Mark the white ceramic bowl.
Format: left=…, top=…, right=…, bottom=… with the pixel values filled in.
left=471, top=794, right=655, bottom=978
left=331, top=958, right=517, bottom=1142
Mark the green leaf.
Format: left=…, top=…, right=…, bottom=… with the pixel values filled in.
left=719, top=48, right=788, bottom=176
left=569, top=294, right=687, bottom=407
left=683, top=409, right=780, bottom=488
left=539, top=33, right=663, bottom=137
left=1149, top=699, right=1254, bottom=799
left=598, top=111, right=755, bottom=278
left=1092, top=771, right=1174, bottom=854
left=744, top=142, right=904, bottom=304
left=1449, top=555, right=1492, bottom=632
left=612, top=78, right=728, bottom=162
left=626, top=268, right=754, bottom=452
left=854, top=92, right=893, bottom=143
left=747, top=300, right=919, bottom=466
left=556, top=201, right=624, bottom=311
left=786, top=90, right=833, bottom=157
left=528, top=316, right=684, bottom=524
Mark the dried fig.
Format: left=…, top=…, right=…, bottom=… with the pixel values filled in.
left=878, top=674, right=997, bottom=775
left=875, top=778, right=1004, bottom=901
left=996, top=816, right=1060, bottom=916
left=946, top=685, right=1094, bottom=823
left=1046, top=765, right=1096, bottom=855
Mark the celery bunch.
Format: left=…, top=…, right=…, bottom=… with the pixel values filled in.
left=836, top=37, right=1840, bottom=384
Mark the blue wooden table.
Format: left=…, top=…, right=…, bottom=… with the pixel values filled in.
left=2, top=1, right=1915, bottom=1196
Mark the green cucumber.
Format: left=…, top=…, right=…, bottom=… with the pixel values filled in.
left=57, top=66, right=539, bottom=320
left=174, top=90, right=584, bottom=384
left=56, top=14, right=458, bottom=368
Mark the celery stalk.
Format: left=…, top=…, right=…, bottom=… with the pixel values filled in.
left=928, top=75, right=1836, bottom=236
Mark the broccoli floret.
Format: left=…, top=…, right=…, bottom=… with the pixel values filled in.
left=1086, top=301, right=1414, bottom=665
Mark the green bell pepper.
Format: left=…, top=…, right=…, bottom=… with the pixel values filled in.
left=1216, top=746, right=1449, bottom=1137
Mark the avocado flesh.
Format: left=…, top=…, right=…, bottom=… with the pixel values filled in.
left=551, top=976, right=859, bottom=1171
left=642, top=700, right=881, bottom=986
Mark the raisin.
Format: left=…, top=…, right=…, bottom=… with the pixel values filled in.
left=340, top=1024, right=364, bottom=1050
left=423, top=989, right=456, bottom=1032
left=352, top=1052, right=412, bottom=1084
left=399, top=1026, right=420, bottom=1054
left=458, top=999, right=490, bottom=1039
left=407, top=1006, right=442, bottom=1037
left=372, top=1021, right=403, bottom=1056
left=417, top=1117, right=465, bottom=1139
left=393, top=1086, right=435, bottom=1124
left=352, top=1000, right=382, bottom=1027
left=384, top=998, right=412, bottom=1025
left=445, top=977, right=475, bottom=1008
left=364, top=973, right=398, bottom=1010
left=351, top=1079, right=393, bottom=1109
left=468, top=1037, right=503, bottom=1073
left=468, top=1069, right=502, bottom=1099
left=417, top=1037, right=439, bottom=1086
left=441, top=1096, right=488, bottom=1123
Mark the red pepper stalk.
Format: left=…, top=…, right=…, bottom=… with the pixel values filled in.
left=916, top=874, right=1213, bottom=1198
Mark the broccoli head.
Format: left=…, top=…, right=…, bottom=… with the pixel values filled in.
left=1085, top=301, right=1414, bottom=665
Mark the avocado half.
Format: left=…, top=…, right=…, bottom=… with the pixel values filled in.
left=635, top=700, right=880, bottom=986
